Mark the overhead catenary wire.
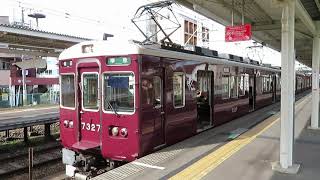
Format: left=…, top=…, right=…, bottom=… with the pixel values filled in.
left=2, top=0, right=133, bottom=29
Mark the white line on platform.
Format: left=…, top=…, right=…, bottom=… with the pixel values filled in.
left=22, top=111, right=58, bottom=118
left=132, top=162, right=165, bottom=170
left=0, top=106, right=58, bottom=115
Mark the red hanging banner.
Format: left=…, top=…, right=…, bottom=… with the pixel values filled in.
left=225, top=24, right=252, bottom=42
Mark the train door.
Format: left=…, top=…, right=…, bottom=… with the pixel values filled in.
left=249, top=74, right=256, bottom=111
left=208, top=71, right=214, bottom=126
left=153, top=68, right=166, bottom=148
left=196, top=70, right=214, bottom=130
left=76, top=65, right=101, bottom=149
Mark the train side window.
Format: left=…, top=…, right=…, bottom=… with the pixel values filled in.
left=238, top=75, right=245, bottom=96
left=276, top=75, right=281, bottom=90
left=297, top=77, right=302, bottom=90
left=268, top=76, right=272, bottom=92
left=279, top=77, right=281, bottom=90
left=262, top=76, right=266, bottom=92
left=61, top=74, right=75, bottom=108
left=265, top=77, right=268, bottom=92
left=221, top=75, right=229, bottom=99
left=230, top=76, right=238, bottom=98
left=153, top=76, right=162, bottom=107
left=262, top=76, right=270, bottom=93
left=244, top=74, right=249, bottom=94
left=263, top=76, right=272, bottom=93
left=173, top=72, right=185, bottom=108
left=263, top=76, right=267, bottom=92
left=141, top=78, right=153, bottom=105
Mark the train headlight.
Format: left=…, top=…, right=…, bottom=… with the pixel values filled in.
left=68, top=121, right=74, bottom=128
left=63, top=120, right=69, bottom=128
left=82, top=44, right=94, bottom=53
left=120, top=128, right=128, bottom=137
left=111, top=127, right=119, bottom=136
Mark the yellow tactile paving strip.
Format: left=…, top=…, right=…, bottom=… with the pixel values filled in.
left=169, top=95, right=311, bottom=180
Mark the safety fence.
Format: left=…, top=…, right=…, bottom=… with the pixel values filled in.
left=0, top=92, right=59, bottom=108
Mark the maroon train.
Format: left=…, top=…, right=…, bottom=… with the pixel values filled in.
left=59, top=40, right=311, bottom=177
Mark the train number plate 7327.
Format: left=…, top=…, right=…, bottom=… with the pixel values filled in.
left=81, top=122, right=101, bottom=132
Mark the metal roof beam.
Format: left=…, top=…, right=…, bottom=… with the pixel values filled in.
left=252, top=20, right=312, bottom=37
left=252, top=21, right=281, bottom=31
left=0, top=48, right=59, bottom=57
left=295, top=0, right=316, bottom=35
left=0, top=25, right=88, bottom=43
left=192, top=3, right=230, bottom=26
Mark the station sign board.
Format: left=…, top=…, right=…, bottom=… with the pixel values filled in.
left=225, top=24, right=252, bottom=42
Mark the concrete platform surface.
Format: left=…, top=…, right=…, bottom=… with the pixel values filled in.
left=0, top=106, right=59, bottom=120
left=93, top=93, right=318, bottom=180
left=0, top=106, right=59, bottom=131
left=200, top=95, right=319, bottom=180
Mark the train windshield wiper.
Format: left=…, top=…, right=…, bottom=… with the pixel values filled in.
left=105, top=99, right=119, bottom=117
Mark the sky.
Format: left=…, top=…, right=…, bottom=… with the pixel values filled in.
left=0, top=0, right=150, bottom=39
left=0, top=0, right=304, bottom=68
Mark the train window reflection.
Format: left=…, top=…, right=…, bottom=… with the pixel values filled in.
left=262, top=76, right=271, bottom=93
left=153, top=76, right=162, bottom=107
left=104, top=73, right=134, bottom=113
left=173, top=72, right=185, bottom=108
left=277, top=75, right=281, bottom=91
left=230, top=76, right=238, bottom=98
left=61, top=74, right=75, bottom=108
left=238, top=75, right=250, bottom=97
left=82, top=73, right=99, bottom=110
left=238, top=75, right=245, bottom=96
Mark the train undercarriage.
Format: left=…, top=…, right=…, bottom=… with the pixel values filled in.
left=62, top=148, right=123, bottom=180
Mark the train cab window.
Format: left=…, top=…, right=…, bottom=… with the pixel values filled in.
left=82, top=73, right=99, bottom=110
left=173, top=72, right=185, bottom=108
left=221, top=75, right=229, bottom=99
left=104, top=73, right=135, bottom=113
left=61, top=74, right=75, bottom=108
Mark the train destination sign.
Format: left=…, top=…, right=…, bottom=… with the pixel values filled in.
left=107, top=57, right=131, bottom=65
left=225, top=24, right=252, bottom=42
left=108, top=77, right=129, bottom=88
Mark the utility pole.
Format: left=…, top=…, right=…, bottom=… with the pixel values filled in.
left=21, top=55, right=27, bottom=106
left=19, top=2, right=25, bottom=25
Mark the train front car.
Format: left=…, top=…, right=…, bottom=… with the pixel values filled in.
left=59, top=41, right=140, bottom=177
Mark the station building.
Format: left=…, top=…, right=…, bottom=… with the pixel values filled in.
left=149, top=8, right=213, bottom=48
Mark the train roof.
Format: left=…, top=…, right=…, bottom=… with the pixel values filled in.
left=59, top=40, right=281, bottom=72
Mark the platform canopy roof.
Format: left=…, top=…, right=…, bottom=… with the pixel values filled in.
left=176, top=0, right=320, bottom=67
left=0, top=23, right=91, bottom=57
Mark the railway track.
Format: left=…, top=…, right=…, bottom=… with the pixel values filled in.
left=0, top=144, right=62, bottom=178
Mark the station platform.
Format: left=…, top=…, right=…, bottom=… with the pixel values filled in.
left=0, top=105, right=58, bottom=120
left=0, top=106, right=59, bottom=131
left=93, top=92, right=319, bottom=180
